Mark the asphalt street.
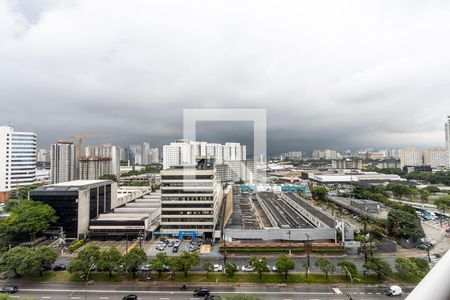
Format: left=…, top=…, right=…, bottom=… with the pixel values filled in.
left=4, top=283, right=413, bottom=300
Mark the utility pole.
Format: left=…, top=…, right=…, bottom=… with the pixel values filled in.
left=305, top=233, right=311, bottom=268
left=288, top=230, right=292, bottom=256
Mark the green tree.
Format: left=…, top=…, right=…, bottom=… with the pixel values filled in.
left=363, top=257, right=392, bottom=279
left=275, top=254, right=295, bottom=279
left=250, top=256, right=269, bottom=279
left=409, top=257, right=430, bottom=277
left=149, top=252, right=168, bottom=278
left=395, top=258, right=422, bottom=282
left=0, top=247, right=39, bottom=276
left=225, top=262, right=238, bottom=277
left=166, top=256, right=178, bottom=279
left=203, top=261, right=214, bottom=278
left=386, top=209, right=425, bottom=241
left=419, top=189, right=430, bottom=203
left=99, top=174, right=118, bottom=182
left=0, top=200, right=58, bottom=237
left=437, top=203, right=448, bottom=213
left=175, top=251, right=200, bottom=277
left=98, top=246, right=122, bottom=278
left=35, top=246, right=58, bottom=276
left=315, top=258, right=335, bottom=280
left=122, top=247, right=147, bottom=278
left=337, top=261, right=358, bottom=280
left=310, top=186, right=328, bottom=201
left=68, top=244, right=101, bottom=277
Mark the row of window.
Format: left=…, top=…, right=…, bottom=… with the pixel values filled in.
left=162, top=218, right=213, bottom=222
left=161, top=196, right=214, bottom=201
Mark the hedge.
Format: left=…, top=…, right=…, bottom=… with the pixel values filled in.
left=68, top=239, right=86, bottom=252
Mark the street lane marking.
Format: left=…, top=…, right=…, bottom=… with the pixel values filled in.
left=332, top=288, right=343, bottom=294
left=160, top=298, right=170, bottom=300
left=42, top=297, right=51, bottom=299
left=99, top=298, right=110, bottom=299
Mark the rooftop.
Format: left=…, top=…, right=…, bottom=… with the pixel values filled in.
left=32, top=180, right=113, bottom=192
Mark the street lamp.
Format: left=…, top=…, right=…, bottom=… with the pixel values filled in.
left=343, top=266, right=353, bottom=300
left=287, top=230, right=292, bottom=256
left=80, top=263, right=96, bottom=300
left=305, top=233, right=311, bottom=269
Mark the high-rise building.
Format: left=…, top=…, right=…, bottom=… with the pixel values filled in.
left=129, top=144, right=142, bottom=165
left=163, top=139, right=246, bottom=170
left=423, top=147, right=448, bottom=169
left=79, top=157, right=112, bottom=180
left=312, top=149, right=341, bottom=160
left=446, top=116, right=450, bottom=168
left=398, top=147, right=423, bottom=168
left=120, top=147, right=129, bottom=162
left=0, top=126, right=37, bottom=202
left=160, top=159, right=223, bottom=239
left=37, top=149, right=50, bottom=163
left=85, top=144, right=120, bottom=179
left=50, top=141, right=77, bottom=184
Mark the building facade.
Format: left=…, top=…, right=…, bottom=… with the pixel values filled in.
left=398, top=147, right=423, bottom=168
left=446, top=116, right=450, bottom=168
left=163, top=139, right=247, bottom=170
left=0, top=126, right=37, bottom=202
left=160, top=159, right=223, bottom=239
left=30, top=180, right=118, bottom=238
left=50, top=141, right=78, bottom=184
left=79, top=157, right=112, bottom=180
left=423, top=147, right=448, bottom=169
left=85, top=144, right=120, bottom=179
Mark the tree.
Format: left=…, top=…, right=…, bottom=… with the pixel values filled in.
left=315, top=258, right=335, bottom=280
left=363, top=257, right=392, bottom=279
left=275, top=254, right=295, bottom=279
left=35, top=246, right=58, bottom=276
left=166, top=256, right=178, bottom=279
left=386, top=209, right=425, bottom=241
left=437, top=203, right=448, bottom=214
left=250, top=256, right=269, bottom=279
left=175, top=251, right=200, bottom=277
left=203, top=261, right=214, bottom=278
left=99, top=174, right=117, bottom=182
left=98, top=246, right=122, bottom=278
left=0, top=200, right=58, bottom=237
left=337, top=261, right=358, bottom=280
left=225, top=262, right=238, bottom=277
left=68, top=244, right=101, bottom=277
left=149, top=252, right=168, bottom=278
left=0, top=247, right=39, bottom=276
left=419, top=189, right=430, bottom=203
left=310, top=186, right=328, bottom=201
left=122, top=247, right=147, bottom=278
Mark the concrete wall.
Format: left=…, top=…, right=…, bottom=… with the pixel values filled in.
left=224, top=227, right=336, bottom=242
left=223, top=186, right=233, bottom=227
left=113, top=186, right=151, bottom=208
left=255, top=193, right=278, bottom=227
left=77, top=189, right=90, bottom=238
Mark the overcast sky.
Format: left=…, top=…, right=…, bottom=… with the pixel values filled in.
left=1, top=0, right=450, bottom=154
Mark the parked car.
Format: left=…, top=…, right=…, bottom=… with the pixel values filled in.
left=53, top=264, right=66, bottom=271
left=140, top=264, right=150, bottom=271
left=385, top=285, right=402, bottom=296
left=213, top=264, right=223, bottom=272
left=163, top=265, right=171, bottom=272
left=168, top=241, right=174, bottom=247
left=241, top=265, right=254, bottom=272
left=172, top=245, right=179, bottom=253
left=174, top=240, right=182, bottom=247
left=271, top=265, right=277, bottom=272
left=42, top=262, right=52, bottom=271
left=193, top=288, right=210, bottom=297
left=122, top=295, right=138, bottom=300
left=0, top=285, right=18, bottom=294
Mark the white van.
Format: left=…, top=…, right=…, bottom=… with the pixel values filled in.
left=385, top=285, right=402, bottom=296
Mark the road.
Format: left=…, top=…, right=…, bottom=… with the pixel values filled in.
left=7, top=283, right=413, bottom=300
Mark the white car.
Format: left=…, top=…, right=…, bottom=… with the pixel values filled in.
left=385, top=285, right=402, bottom=296
left=271, top=265, right=277, bottom=272
left=213, top=264, right=223, bottom=272
left=241, top=265, right=254, bottom=272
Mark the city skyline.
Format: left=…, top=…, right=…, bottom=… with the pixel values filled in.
left=1, top=1, right=450, bottom=152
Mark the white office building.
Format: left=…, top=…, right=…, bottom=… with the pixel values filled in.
left=424, top=147, right=448, bottom=169
left=398, top=147, right=423, bottom=168
left=51, top=141, right=77, bottom=184
left=163, top=139, right=247, bottom=170
left=37, top=148, right=50, bottom=163
left=0, top=126, right=37, bottom=202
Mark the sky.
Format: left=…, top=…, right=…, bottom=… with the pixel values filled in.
left=1, top=0, right=450, bottom=154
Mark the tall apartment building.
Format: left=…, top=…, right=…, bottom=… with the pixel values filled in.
left=446, top=116, right=450, bottom=168
left=79, top=157, right=112, bottom=180
left=37, top=149, right=50, bottom=163
left=398, top=147, right=423, bottom=168
left=281, top=151, right=302, bottom=159
left=0, top=126, right=37, bottom=202
left=50, top=141, right=78, bottom=184
left=160, top=159, right=223, bottom=239
left=215, top=160, right=255, bottom=183
left=163, top=139, right=246, bottom=170
left=85, top=144, right=120, bottom=179
left=312, top=149, right=341, bottom=160
left=424, top=147, right=448, bottom=169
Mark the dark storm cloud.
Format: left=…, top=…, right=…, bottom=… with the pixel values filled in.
left=1, top=0, right=450, bottom=153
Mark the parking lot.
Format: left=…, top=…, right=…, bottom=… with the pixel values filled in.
left=147, top=237, right=204, bottom=257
